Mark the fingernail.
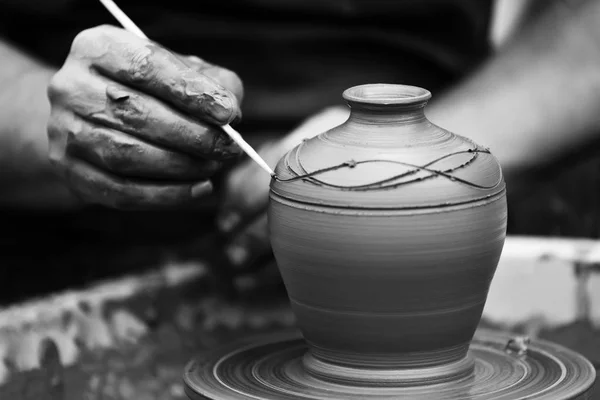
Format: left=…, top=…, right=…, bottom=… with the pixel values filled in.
left=217, top=212, right=241, bottom=233
left=191, top=181, right=213, bottom=198
left=226, top=243, right=249, bottom=268
left=231, top=107, right=243, bottom=125
left=209, top=92, right=239, bottom=125
left=186, top=55, right=203, bottom=64
left=214, top=132, right=243, bottom=159
left=223, top=93, right=242, bottom=125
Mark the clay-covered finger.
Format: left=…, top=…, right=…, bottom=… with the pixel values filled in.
left=63, top=117, right=222, bottom=181
left=49, top=66, right=242, bottom=160
left=52, top=153, right=213, bottom=209
left=182, top=55, right=244, bottom=103
left=102, top=83, right=242, bottom=160
left=70, top=25, right=241, bottom=125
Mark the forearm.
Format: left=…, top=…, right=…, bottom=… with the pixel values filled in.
left=0, top=39, right=77, bottom=208
left=427, top=0, right=600, bottom=194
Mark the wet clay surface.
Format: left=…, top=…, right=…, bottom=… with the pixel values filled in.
left=269, top=84, right=508, bottom=374
left=0, top=276, right=294, bottom=400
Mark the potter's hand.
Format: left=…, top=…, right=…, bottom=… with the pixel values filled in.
left=218, top=107, right=350, bottom=271
left=47, top=25, right=244, bottom=208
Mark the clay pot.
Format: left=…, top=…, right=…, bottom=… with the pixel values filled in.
left=268, top=84, right=507, bottom=385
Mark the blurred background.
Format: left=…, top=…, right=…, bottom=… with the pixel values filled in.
left=0, top=0, right=599, bottom=398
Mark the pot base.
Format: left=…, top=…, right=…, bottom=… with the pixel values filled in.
left=183, top=330, right=595, bottom=400
left=300, top=350, right=475, bottom=387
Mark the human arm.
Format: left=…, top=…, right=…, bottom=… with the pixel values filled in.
left=426, top=0, right=600, bottom=196
left=0, top=39, right=75, bottom=208
left=217, top=0, right=600, bottom=270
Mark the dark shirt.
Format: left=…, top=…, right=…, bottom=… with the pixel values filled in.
left=0, top=0, right=493, bottom=130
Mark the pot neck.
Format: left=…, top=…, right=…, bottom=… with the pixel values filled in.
left=343, top=84, right=431, bottom=125
left=347, top=102, right=427, bottom=124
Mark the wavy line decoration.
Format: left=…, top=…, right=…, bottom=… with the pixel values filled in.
left=273, top=148, right=503, bottom=191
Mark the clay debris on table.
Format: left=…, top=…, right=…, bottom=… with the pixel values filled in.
left=0, top=263, right=293, bottom=400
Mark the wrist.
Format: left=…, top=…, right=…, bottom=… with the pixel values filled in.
left=0, top=66, right=81, bottom=209
left=1, top=67, right=54, bottom=170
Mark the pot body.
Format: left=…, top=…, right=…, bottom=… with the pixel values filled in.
left=269, top=195, right=506, bottom=368
left=268, top=84, right=507, bottom=380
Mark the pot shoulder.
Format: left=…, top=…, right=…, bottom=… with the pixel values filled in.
left=270, top=119, right=506, bottom=210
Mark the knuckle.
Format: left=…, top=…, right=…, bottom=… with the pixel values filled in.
left=206, top=67, right=244, bottom=100
left=223, top=69, right=244, bottom=100
left=186, top=55, right=209, bottom=68
left=70, top=25, right=121, bottom=61
left=189, top=127, right=214, bottom=155
left=72, top=25, right=115, bottom=47
left=47, top=110, right=77, bottom=148
left=46, top=119, right=62, bottom=142
left=48, top=65, right=89, bottom=104
left=47, top=130, right=68, bottom=167
left=106, top=89, right=151, bottom=129
left=47, top=143, right=62, bottom=165
left=221, top=68, right=243, bottom=89
left=70, top=27, right=100, bottom=53
left=127, top=47, right=155, bottom=83
left=48, top=144, right=69, bottom=167
left=47, top=69, right=69, bottom=101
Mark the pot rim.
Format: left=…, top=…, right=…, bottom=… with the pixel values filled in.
left=343, top=83, right=432, bottom=106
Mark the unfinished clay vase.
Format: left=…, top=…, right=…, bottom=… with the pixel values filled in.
left=184, top=84, right=594, bottom=400
left=268, top=83, right=507, bottom=384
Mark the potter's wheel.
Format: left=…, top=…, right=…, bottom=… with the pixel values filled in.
left=183, top=330, right=595, bottom=400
